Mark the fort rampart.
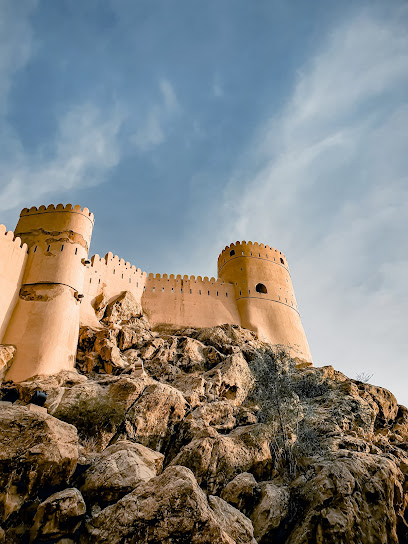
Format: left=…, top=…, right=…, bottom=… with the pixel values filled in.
left=0, top=205, right=312, bottom=381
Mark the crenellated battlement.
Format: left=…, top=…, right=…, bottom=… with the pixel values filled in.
left=146, top=272, right=225, bottom=284
left=0, top=224, right=28, bottom=253
left=20, top=203, right=94, bottom=223
left=217, top=241, right=288, bottom=274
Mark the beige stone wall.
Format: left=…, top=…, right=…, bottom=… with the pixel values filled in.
left=218, top=241, right=312, bottom=363
left=81, top=252, right=147, bottom=326
left=0, top=226, right=28, bottom=342
left=141, top=274, right=240, bottom=330
left=3, top=204, right=94, bottom=382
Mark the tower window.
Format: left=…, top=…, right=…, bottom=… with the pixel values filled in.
left=75, top=248, right=78, bottom=255
left=280, top=258, right=284, bottom=264
left=256, top=283, right=267, bottom=294
left=47, top=245, right=50, bottom=252
left=230, top=249, right=235, bottom=256
left=61, top=245, right=64, bottom=251
left=34, top=246, right=37, bottom=253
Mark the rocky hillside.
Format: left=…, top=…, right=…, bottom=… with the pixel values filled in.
left=0, top=291, right=407, bottom=543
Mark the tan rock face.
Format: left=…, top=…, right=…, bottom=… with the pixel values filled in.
left=30, top=488, right=86, bottom=542
left=0, top=320, right=407, bottom=543
left=102, top=291, right=143, bottom=324
left=0, top=405, right=78, bottom=521
left=84, top=466, right=241, bottom=544
left=80, top=440, right=163, bottom=504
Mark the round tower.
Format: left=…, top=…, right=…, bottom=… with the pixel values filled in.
left=217, top=241, right=312, bottom=364
left=4, top=204, right=94, bottom=382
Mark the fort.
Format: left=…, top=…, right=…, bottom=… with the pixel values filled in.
left=0, top=204, right=312, bottom=382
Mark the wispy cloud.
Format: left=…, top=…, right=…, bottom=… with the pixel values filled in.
left=0, top=104, right=124, bottom=212
left=220, top=10, right=408, bottom=401
left=0, top=1, right=125, bottom=212
left=132, top=78, right=180, bottom=151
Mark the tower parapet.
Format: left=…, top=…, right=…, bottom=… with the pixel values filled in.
left=4, top=204, right=94, bottom=382
left=218, top=241, right=312, bottom=363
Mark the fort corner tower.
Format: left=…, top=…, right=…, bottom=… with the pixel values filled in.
left=218, top=241, right=312, bottom=363
left=3, top=204, right=94, bottom=382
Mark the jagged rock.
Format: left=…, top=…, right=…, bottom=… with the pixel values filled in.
left=286, top=453, right=406, bottom=544
left=102, top=291, right=143, bottom=324
left=83, top=465, right=236, bottom=543
left=0, top=345, right=15, bottom=384
left=2, top=323, right=408, bottom=542
left=30, top=488, right=86, bottom=542
left=249, top=481, right=290, bottom=541
left=80, top=440, right=163, bottom=503
left=50, top=375, right=152, bottom=447
left=208, top=495, right=257, bottom=544
left=170, top=424, right=273, bottom=494
left=202, top=352, right=254, bottom=406
left=0, top=405, right=78, bottom=521
left=120, top=382, right=188, bottom=452
left=8, top=371, right=87, bottom=411
left=92, top=292, right=108, bottom=320
left=221, top=472, right=258, bottom=515
left=117, top=319, right=153, bottom=350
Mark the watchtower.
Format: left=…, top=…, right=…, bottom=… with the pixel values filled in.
left=218, top=241, right=312, bottom=363
left=4, top=204, right=94, bottom=382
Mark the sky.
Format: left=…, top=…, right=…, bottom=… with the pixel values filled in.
left=1, top=0, right=407, bottom=405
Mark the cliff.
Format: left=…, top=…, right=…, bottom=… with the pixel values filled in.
left=0, top=292, right=407, bottom=543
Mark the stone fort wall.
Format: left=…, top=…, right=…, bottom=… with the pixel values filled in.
left=0, top=226, right=28, bottom=341
left=0, top=204, right=312, bottom=382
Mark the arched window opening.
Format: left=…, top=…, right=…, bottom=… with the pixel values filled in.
left=61, top=245, right=64, bottom=251
left=34, top=246, right=37, bottom=253
left=280, top=257, right=284, bottom=264
left=47, top=245, right=50, bottom=252
left=256, top=283, right=267, bottom=294
left=75, top=248, right=78, bottom=255
left=230, top=249, right=235, bottom=256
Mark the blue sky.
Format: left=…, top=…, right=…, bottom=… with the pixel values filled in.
left=1, top=0, right=408, bottom=404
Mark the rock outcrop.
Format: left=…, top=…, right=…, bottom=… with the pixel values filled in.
left=0, top=291, right=407, bottom=543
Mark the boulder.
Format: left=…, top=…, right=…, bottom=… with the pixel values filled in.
left=84, top=466, right=235, bottom=543
left=170, top=424, right=273, bottom=494
left=221, top=472, right=258, bottom=515
left=0, top=405, right=78, bottom=521
left=202, top=352, right=254, bottom=406
left=102, top=291, right=143, bottom=324
left=249, top=481, right=290, bottom=541
left=80, top=440, right=163, bottom=503
left=208, top=495, right=257, bottom=544
left=50, top=375, right=152, bottom=447
left=30, top=488, right=86, bottom=542
left=121, top=382, right=188, bottom=452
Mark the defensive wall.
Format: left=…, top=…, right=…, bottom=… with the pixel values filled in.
left=141, top=273, right=240, bottom=330
left=0, top=204, right=312, bottom=382
left=81, top=252, right=146, bottom=326
left=0, top=226, right=28, bottom=341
